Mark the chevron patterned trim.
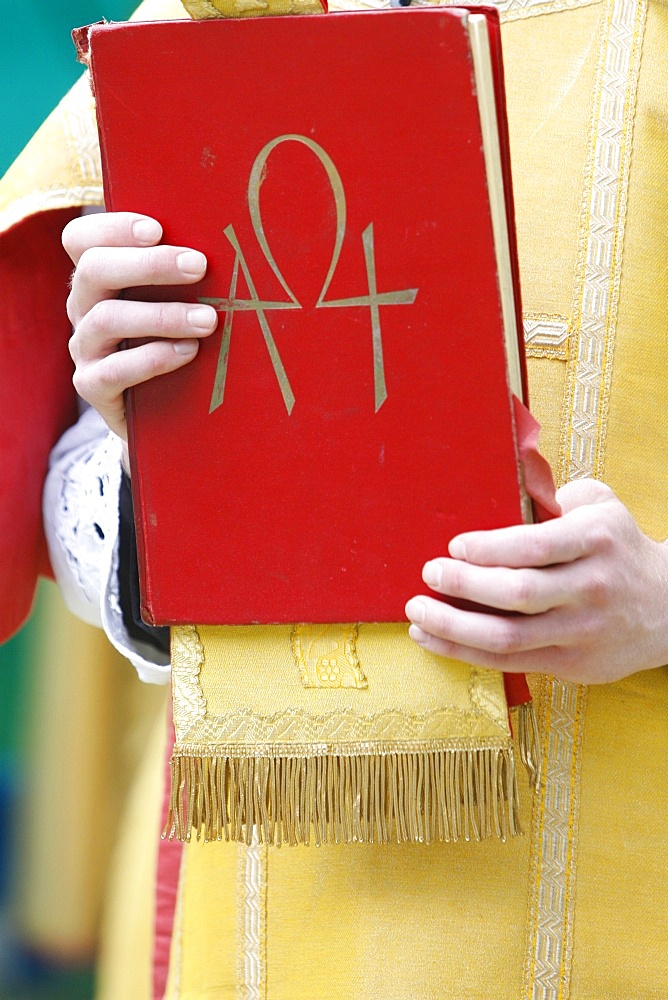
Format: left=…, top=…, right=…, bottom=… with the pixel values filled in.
left=238, top=837, right=266, bottom=1000
left=434, top=0, right=601, bottom=21
left=563, top=0, right=647, bottom=484
left=523, top=315, right=570, bottom=359
left=332, top=0, right=601, bottom=21
left=524, top=3, right=648, bottom=998
left=523, top=680, right=587, bottom=999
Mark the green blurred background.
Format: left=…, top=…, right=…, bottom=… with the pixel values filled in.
left=0, top=4, right=136, bottom=997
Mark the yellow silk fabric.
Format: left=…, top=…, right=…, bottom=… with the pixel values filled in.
left=174, top=623, right=510, bottom=748
left=13, top=583, right=166, bottom=962
left=96, top=689, right=170, bottom=1000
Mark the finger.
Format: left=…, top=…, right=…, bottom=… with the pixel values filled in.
left=404, top=595, right=563, bottom=655
left=447, top=513, right=593, bottom=569
left=67, top=245, right=207, bottom=325
left=555, top=478, right=616, bottom=513
left=62, top=212, right=163, bottom=265
left=421, top=558, right=572, bottom=614
left=407, top=624, right=564, bottom=676
left=73, top=338, right=201, bottom=439
left=70, top=298, right=218, bottom=363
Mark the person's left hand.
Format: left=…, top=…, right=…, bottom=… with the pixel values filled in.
left=405, top=479, right=668, bottom=684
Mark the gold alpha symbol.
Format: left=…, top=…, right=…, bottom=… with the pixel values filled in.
left=200, top=134, right=418, bottom=414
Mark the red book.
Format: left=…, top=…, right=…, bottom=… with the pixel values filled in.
left=82, top=7, right=527, bottom=626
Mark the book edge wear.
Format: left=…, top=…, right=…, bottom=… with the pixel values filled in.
left=468, top=12, right=532, bottom=525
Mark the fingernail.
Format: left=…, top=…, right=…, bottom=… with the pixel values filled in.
left=405, top=598, right=425, bottom=624
left=422, top=560, right=441, bottom=588
left=132, top=218, right=162, bottom=244
left=187, top=305, right=216, bottom=331
left=173, top=339, right=198, bottom=356
left=449, top=537, right=467, bottom=560
left=408, top=624, right=429, bottom=645
left=177, top=250, right=207, bottom=277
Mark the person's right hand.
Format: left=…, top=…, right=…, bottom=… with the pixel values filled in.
left=63, top=211, right=218, bottom=443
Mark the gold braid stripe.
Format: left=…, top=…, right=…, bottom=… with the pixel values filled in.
left=525, top=2, right=648, bottom=998
left=563, top=0, right=647, bottom=485
left=237, top=836, right=266, bottom=1000
left=329, top=0, right=603, bottom=24
left=524, top=680, right=587, bottom=1000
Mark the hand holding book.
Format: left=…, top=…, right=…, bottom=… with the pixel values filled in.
left=62, top=212, right=668, bottom=685
left=63, top=211, right=218, bottom=444
left=406, top=478, right=668, bottom=685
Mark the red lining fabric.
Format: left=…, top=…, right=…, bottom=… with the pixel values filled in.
left=0, top=209, right=79, bottom=641
left=152, top=702, right=184, bottom=999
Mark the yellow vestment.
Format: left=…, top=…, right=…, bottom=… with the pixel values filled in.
left=3, top=0, right=666, bottom=996
left=156, top=2, right=668, bottom=997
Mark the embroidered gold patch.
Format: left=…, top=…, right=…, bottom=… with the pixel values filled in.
left=291, top=623, right=368, bottom=689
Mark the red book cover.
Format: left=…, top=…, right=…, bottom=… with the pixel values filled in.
left=84, top=7, right=526, bottom=626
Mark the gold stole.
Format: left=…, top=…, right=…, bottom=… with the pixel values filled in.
left=166, top=623, right=523, bottom=846
left=163, top=0, right=531, bottom=849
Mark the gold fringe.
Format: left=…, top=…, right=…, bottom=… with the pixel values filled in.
left=517, top=700, right=541, bottom=790
left=163, top=748, right=522, bottom=847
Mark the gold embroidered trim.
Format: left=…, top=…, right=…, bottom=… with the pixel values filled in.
left=523, top=680, right=587, bottom=999
left=184, top=708, right=509, bottom=746
left=440, top=0, right=602, bottom=22
left=175, top=735, right=511, bottom=757
left=238, top=836, right=265, bottom=1000
left=172, top=626, right=510, bottom=745
left=525, top=2, right=647, bottom=996
left=523, top=314, right=570, bottom=360
left=182, top=0, right=322, bottom=16
left=63, top=77, right=102, bottom=186
left=164, top=745, right=521, bottom=846
left=330, top=0, right=603, bottom=24
left=171, top=625, right=207, bottom=733
left=561, top=0, right=646, bottom=484
left=0, top=76, right=103, bottom=234
left=292, top=623, right=368, bottom=689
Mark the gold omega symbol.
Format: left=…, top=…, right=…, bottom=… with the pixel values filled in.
left=200, top=134, right=419, bottom=415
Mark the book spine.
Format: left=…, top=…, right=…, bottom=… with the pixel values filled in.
left=88, top=25, right=157, bottom=625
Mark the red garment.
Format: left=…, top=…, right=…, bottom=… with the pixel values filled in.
left=0, top=209, right=79, bottom=641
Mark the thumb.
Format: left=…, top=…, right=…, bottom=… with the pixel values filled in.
left=556, top=478, right=616, bottom=514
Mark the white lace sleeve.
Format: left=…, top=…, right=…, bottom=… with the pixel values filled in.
left=43, top=406, right=170, bottom=685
